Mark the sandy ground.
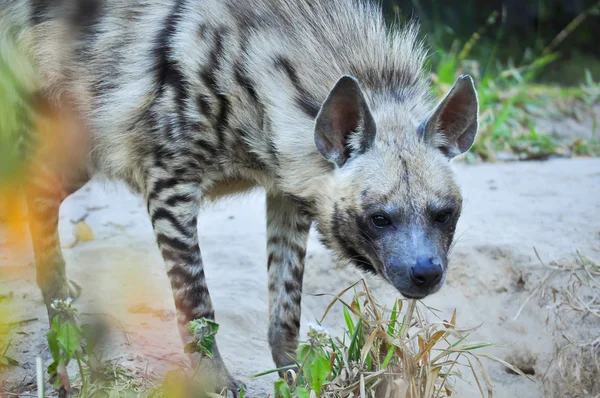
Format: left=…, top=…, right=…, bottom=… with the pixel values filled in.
left=1, top=158, right=599, bottom=397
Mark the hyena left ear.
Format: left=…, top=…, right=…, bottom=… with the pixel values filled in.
left=421, top=75, right=479, bottom=159
left=314, top=75, right=376, bottom=167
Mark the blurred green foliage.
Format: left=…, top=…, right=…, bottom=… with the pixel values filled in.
left=381, top=0, right=600, bottom=84
left=0, top=28, right=38, bottom=182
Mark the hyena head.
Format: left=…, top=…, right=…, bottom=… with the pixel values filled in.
left=312, top=75, right=478, bottom=299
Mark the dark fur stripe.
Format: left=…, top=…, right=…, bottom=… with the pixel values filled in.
left=196, top=94, right=212, bottom=117
left=283, top=280, right=298, bottom=294
left=267, top=235, right=308, bottom=255
left=234, top=62, right=259, bottom=104
left=185, top=133, right=218, bottom=164
left=173, top=292, right=214, bottom=322
left=290, top=263, right=304, bottom=283
left=156, top=233, right=192, bottom=252
left=283, top=285, right=302, bottom=305
left=267, top=253, right=276, bottom=270
left=162, top=248, right=198, bottom=266
left=266, top=136, right=280, bottom=168
left=170, top=66, right=188, bottom=129
left=153, top=0, right=184, bottom=90
left=147, top=178, right=182, bottom=203
left=165, top=194, right=195, bottom=207
left=30, top=0, right=50, bottom=25
left=284, top=194, right=316, bottom=219
left=199, top=27, right=230, bottom=150
left=70, top=0, right=104, bottom=34
left=166, top=263, right=200, bottom=283
left=273, top=56, right=320, bottom=119
left=151, top=208, right=194, bottom=238
left=331, top=204, right=376, bottom=274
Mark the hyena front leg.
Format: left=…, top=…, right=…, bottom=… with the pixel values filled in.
left=25, top=167, right=87, bottom=323
left=146, top=176, right=240, bottom=394
left=266, top=193, right=311, bottom=370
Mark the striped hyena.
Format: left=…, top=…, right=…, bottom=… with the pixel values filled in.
left=1, top=0, right=478, bottom=393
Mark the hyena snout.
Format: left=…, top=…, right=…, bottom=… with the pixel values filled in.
left=410, top=256, right=443, bottom=289
left=386, top=253, right=446, bottom=299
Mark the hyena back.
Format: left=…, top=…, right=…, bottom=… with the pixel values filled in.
left=2, top=0, right=478, bottom=393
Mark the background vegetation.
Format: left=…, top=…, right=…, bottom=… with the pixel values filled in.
left=377, top=0, right=600, bottom=161
left=381, top=0, right=600, bottom=84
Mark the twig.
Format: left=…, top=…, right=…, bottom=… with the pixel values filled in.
left=542, top=0, right=600, bottom=56
left=513, top=248, right=555, bottom=321
left=512, top=270, right=554, bottom=321
left=0, top=318, right=39, bottom=327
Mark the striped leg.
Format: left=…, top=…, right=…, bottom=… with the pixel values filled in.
left=145, top=176, right=240, bottom=394
left=266, top=193, right=311, bottom=369
left=25, top=168, right=86, bottom=322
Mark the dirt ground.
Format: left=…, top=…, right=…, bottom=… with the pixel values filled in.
left=1, top=157, right=599, bottom=397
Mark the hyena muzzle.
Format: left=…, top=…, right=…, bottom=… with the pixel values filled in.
left=1, top=0, right=478, bottom=393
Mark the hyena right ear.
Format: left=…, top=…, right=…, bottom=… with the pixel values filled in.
left=314, top=75, right=376, bottom=167
left=421, top=75, right=479, bottom=159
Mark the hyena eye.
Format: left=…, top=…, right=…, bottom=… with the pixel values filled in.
left=371, top=215, right=391, bottom=228
left=434, top=210, right=453, bottom=224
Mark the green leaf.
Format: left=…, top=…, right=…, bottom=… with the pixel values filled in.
left=51, top=315, right=60, bottom=333
left=57, top=322, right=82, bottom=360
left=185, top=318, right=220, bottom=358
left=47, top=359, right=59, bottom=378
left=274, top=378, right=292, bottom=398
left=343, top=306, right=354, bottom=333
left=47, top=329, right=60, bottom=360
left=295, top=386, right=310, bottom=398
left=308, top=355, right=330, bottom=395
left=382, top=345, right=395, bottom=369
left=387, top=300, right=399, bottom=336
left=297, top=344, right=311, bottom=362
left=348, top=319, right=362, bottom=361
left=365, top=352, right=373, bottom=371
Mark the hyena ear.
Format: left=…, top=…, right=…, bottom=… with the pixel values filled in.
left=421, top=75, right=479, bottom=159
left=314, top=75, right=376, bottom=167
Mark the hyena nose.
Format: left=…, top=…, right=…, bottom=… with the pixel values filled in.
left=410, top=257, right=442, bottom=288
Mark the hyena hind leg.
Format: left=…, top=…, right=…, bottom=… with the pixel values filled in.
left=145, top=176, right=241, bottom=395
left=25, top=167, right=88, bottom=322
left=266, top=193, right=311, bottom=371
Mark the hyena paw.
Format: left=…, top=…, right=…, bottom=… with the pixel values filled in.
left=195, top=356, right=244, bottom=397
left=67, top=278, right=82, bottom=301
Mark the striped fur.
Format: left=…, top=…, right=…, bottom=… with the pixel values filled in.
left=1, top=0, right=478, bottom=392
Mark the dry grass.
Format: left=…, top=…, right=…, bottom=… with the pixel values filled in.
left=270, top=278, right=531, bottom=398
left=531, top=253, right=600, bottom=397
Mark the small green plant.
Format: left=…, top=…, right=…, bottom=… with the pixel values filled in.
left=184, top=318, right=220, bottom=358
left=256, top=279, right=530, bottom=398
left=46, top=299, right=88, bottom=397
